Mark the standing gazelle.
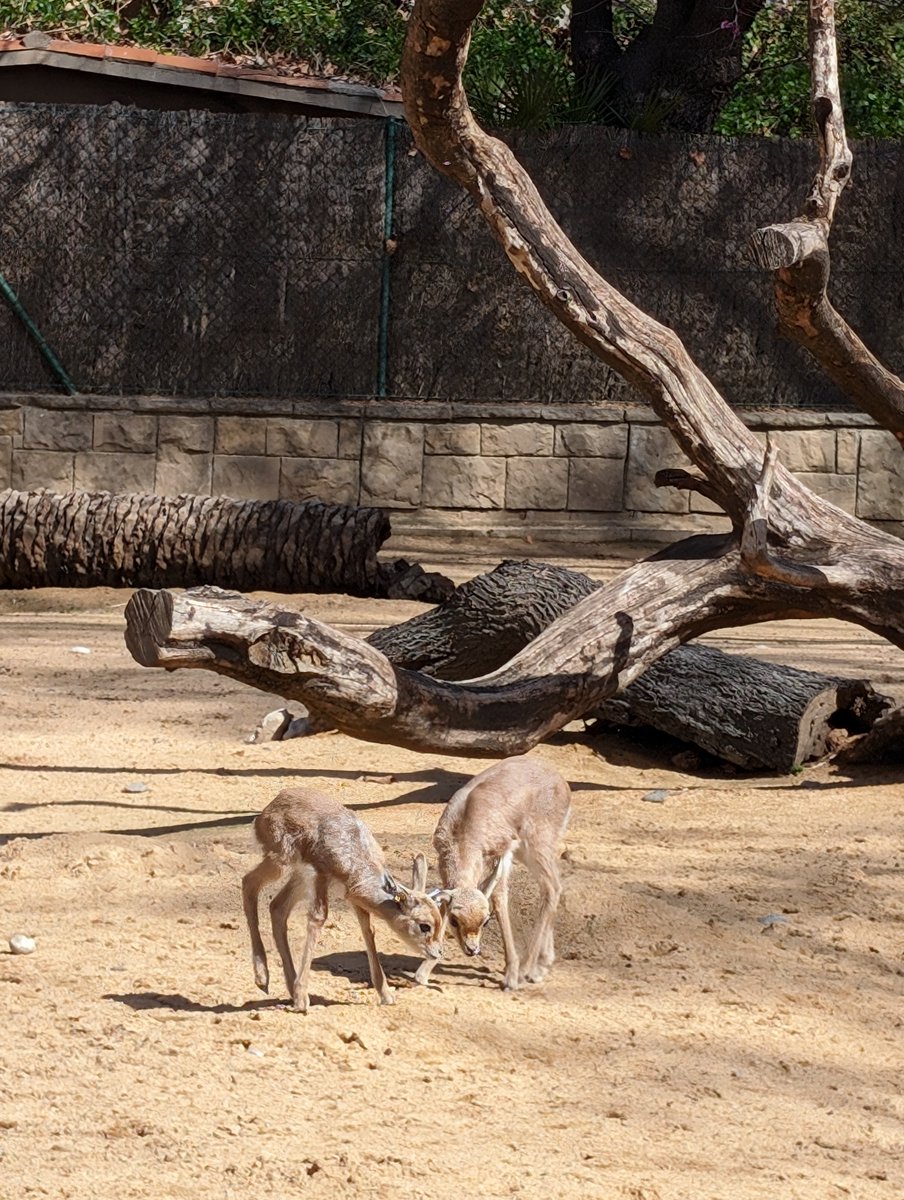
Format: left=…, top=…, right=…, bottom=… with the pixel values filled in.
left=416, top=757, right=571, bottom=991
left=242, top=787, right=444, bottom=1011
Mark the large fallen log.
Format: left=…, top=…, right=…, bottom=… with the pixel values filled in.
left=0, top=488, right=452, bottom=601
left=365, top=560, right=893, bottom=770
left=589, top=644, right=889, bottom=770
left=125, top=555, right=894, bottom=766
left=368, top=558, right=599, bottom=678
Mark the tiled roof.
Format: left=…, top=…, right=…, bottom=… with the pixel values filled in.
left=0, top=32, right=404, bottom=118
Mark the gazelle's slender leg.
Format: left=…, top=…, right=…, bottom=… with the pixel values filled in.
left=491, top=860, right=520, bottom=991
left=352, top=905, right=394, bottom=1005
left=415, top=953, right=439, bottom=986
left=269, top=870, right=311, bottom=1001
left=242, top=856, right=282, bottom=993
left=290, top=872, right=330, bottom=1013
left=539, top=922, right=556, bottom=969
left=520, top=854, right=561, bottom=984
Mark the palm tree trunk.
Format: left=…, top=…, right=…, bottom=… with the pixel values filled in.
left=0, top=488, right=452, bottom=600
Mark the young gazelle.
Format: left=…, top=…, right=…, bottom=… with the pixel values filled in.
left=242, top=787, right=444, bottom=1011
left=416, top=756, right=571, bottom=992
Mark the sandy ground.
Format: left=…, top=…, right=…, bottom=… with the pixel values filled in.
left=1, top=552, right=903, bottom=1200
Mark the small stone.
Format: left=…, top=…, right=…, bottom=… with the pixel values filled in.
left=246, top=708, right=293, bottom=744
left=122, top=781, right=149, bottom=794
left=246, top=1046, right=265, bottom=1058
left=757, top=913, right=789, bottom=929
left=70, top=645, right=91, bottom=655
left=642, top=789, right=669, bottom=804
left=339, top=1031, right=368, bottom=1049
left=360, top=774, right=395, bottom=785
left=9, top=933, right=36, bottom=955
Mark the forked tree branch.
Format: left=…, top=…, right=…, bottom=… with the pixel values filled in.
left=122, top=0, right=904, bottom=756
left=400, top=0, right=894, bottom=552
left=739, top=444, right=840, bottom=590
left=748, top=0, right=904, bottom=444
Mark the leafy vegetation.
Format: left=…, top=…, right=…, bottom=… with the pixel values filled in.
left=1, top=0, right=902, bottom=137
left=718, top=0, right=904, bottom=138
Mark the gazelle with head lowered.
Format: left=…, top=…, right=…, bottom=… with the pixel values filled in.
left=416, top=756, right=571, bottom=992
left=242, top=787, right=444, bottom=1011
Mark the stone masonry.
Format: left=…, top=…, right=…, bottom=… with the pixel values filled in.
left=1, top=395, right=899, bottom=546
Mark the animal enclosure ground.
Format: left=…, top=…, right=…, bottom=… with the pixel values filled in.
left=1, top=552, right=903, bottom=1200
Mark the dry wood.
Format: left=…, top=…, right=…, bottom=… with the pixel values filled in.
left=591, top=645, right=889, bottom=771
left=0, top=488, right=452, bottom=601
left=837, top=706, right=904, bottom=765
left=122, top=0, right=904, bottom=759
left=123, top=543, right=901, bottom=757
left=747, top=1, right=904, bottom=443
left=368, top=560, right=891, bottom=770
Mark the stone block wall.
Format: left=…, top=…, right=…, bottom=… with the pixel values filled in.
left=1, top=394, right=899, bottom=546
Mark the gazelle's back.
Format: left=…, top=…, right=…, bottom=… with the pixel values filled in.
left=436, top=757, right=570, bottom=859
left=254, top=787, right=384, bottom=886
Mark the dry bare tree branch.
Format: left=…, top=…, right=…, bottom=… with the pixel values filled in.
left=123, top=0, right=904, bottom=756
left=748, top=0, right=904, bottom=444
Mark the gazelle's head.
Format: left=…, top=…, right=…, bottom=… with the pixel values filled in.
left=435, top=887, right=491, bottom=957
left=382, top=854, right=444, bottom=960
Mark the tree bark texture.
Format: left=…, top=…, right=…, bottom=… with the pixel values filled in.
left=368, top=558, right=600, bottom=680
left=590, top=645, right=889, bottom=771
left=0, top=488, right=453, bottom=601
left=747, top=1, right=904, bottom=445
left=121, top=0, right=904, bottom=759
left=368, top=559, right=892, bottom=770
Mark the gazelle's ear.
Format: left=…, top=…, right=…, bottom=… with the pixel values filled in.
left=411, top=853, right=428, bottom=891
left=428, top=887, right=453, bottom=909
left=383, top=872, right=410, bottom=904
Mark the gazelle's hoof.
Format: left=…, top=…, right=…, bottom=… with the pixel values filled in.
left=521, top=965, right=549, bottom=984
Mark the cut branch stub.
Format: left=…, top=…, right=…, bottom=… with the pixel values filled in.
left=655, top=468, right=723, bottom=508
left=402, top=0, right=903, bottom=544
left=747, top=221, right=828, bottom=272
left=748, top=1, right=904, bottom=443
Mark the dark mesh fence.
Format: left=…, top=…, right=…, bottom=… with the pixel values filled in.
left=0, top=106, right=385, bottom=396
left=0, top=103, right=900, bottom=408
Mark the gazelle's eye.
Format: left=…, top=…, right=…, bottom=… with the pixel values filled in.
left=418, top=922, right=432, bottom=934
left=448, top=915, right=459, bottom=929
